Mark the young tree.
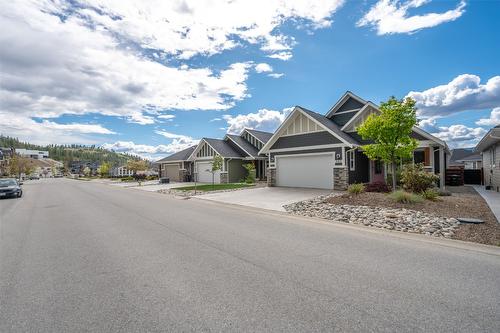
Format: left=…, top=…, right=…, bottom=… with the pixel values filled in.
left=126, top=159, right=148, bottom=185
left=82, top=166, right=91, bottom=177
left=97, top=162, right=111, bottom=178
left=211, top=155, right=223, bottom=189
left=357, top=97, right=418, bottom=191
left=9, top=155, right=34, bottom=180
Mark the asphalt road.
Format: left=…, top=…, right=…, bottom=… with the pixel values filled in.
left=1, top=179, right=499, bottom=332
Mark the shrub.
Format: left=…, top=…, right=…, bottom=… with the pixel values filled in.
left=421, top=188, right=440, bottom=201
left=389, top=190, right=424, bottom=204
left=400, top=163, right=438, bottom=193
left=347, top=183, right=365, bottom=195
left=364, top=181, right=391, bottom=193
left=243, top=163, right=256, bottom=184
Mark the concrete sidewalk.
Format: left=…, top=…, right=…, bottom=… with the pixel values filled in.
left=473, top=185, right=500, bottom=223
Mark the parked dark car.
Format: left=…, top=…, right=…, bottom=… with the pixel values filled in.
left=0, top=178, right=23, bottom=198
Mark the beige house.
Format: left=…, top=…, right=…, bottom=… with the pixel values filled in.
left=476, top=125, right=500, bottom=192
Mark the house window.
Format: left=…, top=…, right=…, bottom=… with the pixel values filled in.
left=491, top=146, right=497, bottom=167
left=375, top=160, right=382, bottom=174
left=414, top=150, right=425, bottom=164
left=349, top=151, right=355, bottom=171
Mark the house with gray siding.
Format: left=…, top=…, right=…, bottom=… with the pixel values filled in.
left=259, top=91, right=450, bottom=190
left=154, top=128, right=273, bottom=183
left=475, top=125, right=500, bottom=191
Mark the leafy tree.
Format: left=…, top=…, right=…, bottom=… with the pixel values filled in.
left=9, top=155, right=34, bottom=180
left=357, top=97, right=418, bottom=191
left=127, top=159, right=148, bottom=185
left=211, top=155, right=223, bottom=189
left=97, top=162, right=111, bottom=178
left=82, top=166, right=91, bottom=177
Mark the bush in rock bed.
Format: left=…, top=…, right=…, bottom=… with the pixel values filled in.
left=400, top=163, right=438, bottom=193
left=389, top=190, right=424, bottom=204
left=347, top=183, right=365, bottom=195
left=421, top=189, right=440, bottom=201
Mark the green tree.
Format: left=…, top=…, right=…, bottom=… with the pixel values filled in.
left=126, top=159, right=148, bottom=185
left=82, top=166, right=91, bottom=177
left=98, top=162, right=111, bottom=178
left=8, top=155, right=34, bottom=180
left=211, top=155, right=223, bottom=189
left=357, top=97, right=418, bottom=191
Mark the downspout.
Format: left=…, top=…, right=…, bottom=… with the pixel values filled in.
left=226, top=158, right=232, bottom=183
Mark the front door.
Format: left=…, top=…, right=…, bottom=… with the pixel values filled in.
left=370, top=160, right=385, bottom=183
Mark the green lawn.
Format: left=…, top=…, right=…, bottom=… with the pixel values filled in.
left=174, top=183, right=254, bottom=192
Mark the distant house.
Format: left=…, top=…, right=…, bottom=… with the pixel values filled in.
left=69, top=161, right=100, bottom=175
left=476, top=125, right=500, bottom=191
left=15, top=148, right=49, bottom=159
left=449, top=148, right=482, bottom=169
left=110, top=166, right=134, bottom=178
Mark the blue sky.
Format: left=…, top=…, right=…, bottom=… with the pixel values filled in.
left=1, top=0, right=499, bottom=159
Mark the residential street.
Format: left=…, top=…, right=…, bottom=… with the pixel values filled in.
left=1, top=179, right=499, bottom=332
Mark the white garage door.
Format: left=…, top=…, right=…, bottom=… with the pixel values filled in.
left=276, top=154, right=333, bottom=189
left=196, top=161, right=221, bottom=183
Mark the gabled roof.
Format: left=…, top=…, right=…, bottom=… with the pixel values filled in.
left=154, top=145, right=196, bottom=164
left=259, top=106, right=359, bottom=154
left=475, top=125, right=500, bottom=152
left=225, top=134, right=260, bottom=158
left=202, top=138, right=246, bottom=158
left=298, top=107, right=359, bottom=146
left=450, top=148, right=475, bottom=162
left=326, top=91, right=368, bottom=118
left=244, top=129, right=273, bottom=144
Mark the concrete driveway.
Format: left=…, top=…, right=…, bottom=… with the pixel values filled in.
left=196, top=186, right=333, bottom=211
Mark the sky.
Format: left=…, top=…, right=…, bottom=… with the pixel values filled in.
left=1, top=0, right=499, bottom=159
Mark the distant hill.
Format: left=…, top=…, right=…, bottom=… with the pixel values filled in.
left=0, top=135, right=141, bottom=167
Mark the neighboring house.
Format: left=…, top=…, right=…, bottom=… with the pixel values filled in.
left=155, top=146, right=196, bottom=182
left=154, top=128, right=273, bottom=183
left=69, top=161, right=100, bottom=175
left=259, top=91, right=450, bottom=190
left=110, top=166, right=134, bottom=178
left=188, top=129, right=273, bottom=183
left=15, top=148, right=49, bottom=159
left=449, top=148, right=482, bottom=169
left=475, top=125, right=500, bottom=192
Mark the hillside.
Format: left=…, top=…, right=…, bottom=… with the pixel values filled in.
left=0, top=135, right=140, bottom=167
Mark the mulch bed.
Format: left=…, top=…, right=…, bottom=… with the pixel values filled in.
left=326, top=186, right=500, bottom=246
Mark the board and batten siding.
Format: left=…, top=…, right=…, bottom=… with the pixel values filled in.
left=482, top=143, right=500, bottom=191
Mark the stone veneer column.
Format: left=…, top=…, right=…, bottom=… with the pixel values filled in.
left=267, top=169, right=276, bottom=187
left=178, top=169, right=187, bottom=182
left=333, top=167, right=348, bottom=190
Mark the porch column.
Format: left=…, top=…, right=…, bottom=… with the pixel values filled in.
left=439, top=147, right=445, bottom=190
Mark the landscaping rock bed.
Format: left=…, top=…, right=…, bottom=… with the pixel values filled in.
left=284, top=195, right=460, bottom=238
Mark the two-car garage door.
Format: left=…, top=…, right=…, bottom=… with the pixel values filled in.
left=276, top=154, right=333, bottom=189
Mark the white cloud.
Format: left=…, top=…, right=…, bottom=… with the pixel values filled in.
left=157, top=115, right=176, bottom=120
left=73, top=0, right=344, bottom=59
left=267, top=52, right=293, bottom=61
left=210, top=118, right=222, bottom=122
left=358, top=0, right=466, bottom=35
left=476, top=107, right=500, bottom=127
left=0, top=112, right=114, bottom=145
left=430, top=124, right=487, bottom=148
left=255, top=63, right=273, bottom=73
left=268, top=73, right=285, bottom=79
left=102, top=132, right=199, bottom=159
left=223, top=107, right=293, bottom=134
left=407, top=74, right=500, bottom=117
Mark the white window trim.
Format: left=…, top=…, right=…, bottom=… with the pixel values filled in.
left=269, top=143, right=347, bottom=153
